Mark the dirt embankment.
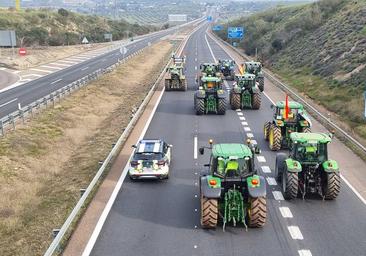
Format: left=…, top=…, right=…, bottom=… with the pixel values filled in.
left=0, top=40, right=173, bottom=256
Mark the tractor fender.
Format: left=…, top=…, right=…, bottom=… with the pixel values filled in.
left=322, top=160, right=339, bottom=173
left=232, top=87, right=242, bottom=94
left=216, top=90, right=227, bottom=99
left=247, top=176, right=266, bottom=198
left=285, top=158, right=302, bottom=173
left=195, top=90, right=206, bottom=99
left=275, top=153, right=287, bottom=178
left=251, top=86, right=260, bottom=93
left=200, top=176, right=221, bottom=198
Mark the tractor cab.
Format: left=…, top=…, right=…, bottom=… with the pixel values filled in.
left=200, top=63, right=220, bottom=77
left=289, top=133, right=331, bottom=164
left=234, top=74, right=256, bottom=89
left=244, top=61, right=262, bottom=75
left=200, top=76, right=222, bottom=90
left=273, top=101, right=309, bottom=124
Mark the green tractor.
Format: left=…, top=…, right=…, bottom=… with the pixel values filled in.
left=198, top=63, right=222, bottom=86
left=199, top=140, right=267, bottom=230
left=194, top=66, right=226, bottom=115
left=218, top=59, right=235, bottom=80
left=165, top=64, right=187, bottom=91
left=275, top=132, right=340, bottom=200
left=244, top=61, right=264, bottom=92
left=229, top=74, right=261, bottom=110
left=264, top=101, right=311, bottom=151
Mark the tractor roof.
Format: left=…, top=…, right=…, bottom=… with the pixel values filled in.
left=236, top=73, right=255, bottom=80
left=290, top=133, right=332, bottom=144
left=202, top=76, right=220, bottom=82
left=245, top=61, right=261, bottom=66
left=212, top=144, right=252, bottom=159
left=276, top=101, right=304, bottom=109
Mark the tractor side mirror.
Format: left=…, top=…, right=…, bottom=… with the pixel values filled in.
left=254, top=145, right=261, bottom=154
left=204, top=164, right=210, bottom=167
left=169, top=144, right=173, bottom=148
left=199, top=147, right=205, bottom=155
left=131, top=145, right=137, bottom=148
left=270, top=104, right=274, bottom=109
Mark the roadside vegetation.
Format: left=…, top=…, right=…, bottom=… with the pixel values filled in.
left=0, top=8, right=157, bottom=46
left=215, top=0, right=366, bottom=139
left=0, top=40, right=173, bottom=256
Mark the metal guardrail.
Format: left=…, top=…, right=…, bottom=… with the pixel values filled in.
left=0, top=48, right=146, bottom=136
left=209, top=31, right=366, bottom=155
left=43, top=20, right=199, bottom=256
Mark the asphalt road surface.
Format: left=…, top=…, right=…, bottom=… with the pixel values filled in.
left=89, top=23, right=366, bottom=256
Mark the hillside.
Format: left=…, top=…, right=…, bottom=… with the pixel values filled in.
left=215, top=0, right=366, bottom=136
left=0, top=8, right=157, bottom=46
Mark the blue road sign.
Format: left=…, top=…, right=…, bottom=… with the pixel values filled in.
left=207, top=16, right=213, bottom=21
left=212, top=25, right=223, bottom=31
left=228, top=27, right=244, bottom=39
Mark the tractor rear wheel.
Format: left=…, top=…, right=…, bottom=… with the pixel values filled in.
left=247, top=197, right=267, bottom=228
left=201, top=196, right=218, bottom=228
left=231, top=93, right=241, bottom=110
left=181, top=79, right=187, bottom=91
left=217, top=98, right=226, bottom=115
left=282, top=168, right=298, bottom=200
left=302, top=127, right=311, bottom=133
left=195, top=97, right=205, bottom=115
left=264, top=122, right=271, bottom=141
left=269, top=126, right=282, bottom=151
left=323, top=172, right=341, bottom=200
left=252, top=93, right=261, bottom=109
left=258, top=78, right=264, bottom=92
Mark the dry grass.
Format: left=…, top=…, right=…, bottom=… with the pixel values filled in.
left=0, top=40, right=173, bottom=256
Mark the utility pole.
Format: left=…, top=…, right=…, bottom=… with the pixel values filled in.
left=15, top=0, right=20, bottom=11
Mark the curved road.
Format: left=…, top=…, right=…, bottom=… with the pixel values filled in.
left=87, top=23, right=366, bottom=256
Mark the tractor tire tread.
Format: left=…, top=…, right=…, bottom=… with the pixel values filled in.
left=201, top=197, right=218, bottom=228
left=248, top=197, right=267, bottom=228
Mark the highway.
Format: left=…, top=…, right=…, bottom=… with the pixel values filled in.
left=0, top=21, right=202, bottom=119
left=85, top=22, right=366, bottom=256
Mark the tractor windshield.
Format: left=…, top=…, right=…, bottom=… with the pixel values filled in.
left=293, top=142, right=327, bottom=163
left=277, top=108, right=299, bottom=120
left=213, top=157, right=251, bottom=177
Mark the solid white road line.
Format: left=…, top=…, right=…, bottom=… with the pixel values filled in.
left=0, top=98, right=18, bottom=108
left=205, top=34, right=217, bottom=62
left=266, top=177, right=277, bottom=186
left=261, top=166, right=272, bottom=173
left=257, top=156, right=266, bottom=162
left=298, top=250, right=312, bottom=256
left=279, top=207, right=293, bottom=218
left=51, top=79, right=62, bottom=85
left=288, top=226, right=304, bottom=240
left=272, top=191, right=284, bottom=201
left=30, top=68, right=53, bottom=73
left=194, top=136, right=198, bottom=159
left=81, top=67, right=89, bottom=71
left=341, top=174, right=366, bottom=205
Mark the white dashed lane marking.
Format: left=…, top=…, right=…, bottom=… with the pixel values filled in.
left=288, top=226, right=304, bottom=240
left=251, top=139, right=257, bottom=145
left=244, top=127, right=251, bottom=132
left=239, top=116, right=245, bottom=121
left=279, top=207, right=293, bottom=218
left=246, top=133, right=254, bottom=138
left=237, top=112, right=243, bottom=116
left=298, top=250, right=312, bottom=256
left=266, top=177, right=277, bottom=186
left=257, top=156, right=266, bottom=162
left=241, top=121, right=248, bottom=126
left=272, top=191, right=284, bottom=201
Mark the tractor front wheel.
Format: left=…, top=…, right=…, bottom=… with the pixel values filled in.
left=230, top=93, right=241, bottom=110
left=264, top=122, right=271, bottom=141
left=258, top=78, right=264, bottom=92
left=322, top=172, right=341, bottom=200
left=195, top=97, right=205, bottom=115
left=201, top=196, right=218, bottom=228
left=181, top=79, right=187, bottom=91
left=217, top=98, right=227, bottom=115
left=269, top=126, right=282, bottom=151
left=252, top=93, right=261, bottom=109
left=247, top=197, right=267, bottom=228
left=282, top=168, right=298, bottom=200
